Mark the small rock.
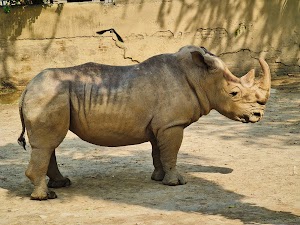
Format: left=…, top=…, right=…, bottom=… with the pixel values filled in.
left=0, top=176, right=7, bottom=181
left=39, top=215, right=47, bottom=220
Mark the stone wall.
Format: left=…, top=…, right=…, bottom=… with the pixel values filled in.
left=0, top=0, right=299, bottom=88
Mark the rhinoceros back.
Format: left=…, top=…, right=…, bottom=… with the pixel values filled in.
left=60, top=62, right=157, bottom=146
left=22, top=54, right=198, bottom=147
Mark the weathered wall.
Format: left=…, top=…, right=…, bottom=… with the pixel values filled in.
left=0, top=0, right=299, bottom=88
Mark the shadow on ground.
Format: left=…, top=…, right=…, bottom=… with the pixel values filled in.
left=0, top=140, right=299, bottom=224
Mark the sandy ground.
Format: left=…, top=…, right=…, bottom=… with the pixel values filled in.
left=0, top=75, right=299, bottom=225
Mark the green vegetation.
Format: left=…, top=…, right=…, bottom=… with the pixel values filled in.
left=1, top=0, right=48, bottom=13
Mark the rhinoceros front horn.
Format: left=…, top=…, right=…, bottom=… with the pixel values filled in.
left=258, top=58, right=271, bottom=92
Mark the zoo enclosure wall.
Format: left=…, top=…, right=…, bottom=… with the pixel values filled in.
left=0, top=0, right=299, bottom=88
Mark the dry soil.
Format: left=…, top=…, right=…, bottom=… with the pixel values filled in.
left=0, top=75, right=299, bottom=225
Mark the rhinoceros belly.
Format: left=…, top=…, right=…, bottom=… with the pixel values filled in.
left=69, top=100, right=152, bottom=147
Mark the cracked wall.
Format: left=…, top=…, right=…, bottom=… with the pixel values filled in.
left=0, top=0, right=299, bottom=88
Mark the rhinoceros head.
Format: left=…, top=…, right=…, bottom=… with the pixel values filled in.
left=191, top=47, right=271, bottom=123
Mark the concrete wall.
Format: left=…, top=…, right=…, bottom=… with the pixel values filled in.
left=0, top=0, right=299, bottom=89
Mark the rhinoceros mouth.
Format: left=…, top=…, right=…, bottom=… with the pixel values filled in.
left=239, top=112, right=263, bottom=123
left=240, top=117, right=250, bottom=123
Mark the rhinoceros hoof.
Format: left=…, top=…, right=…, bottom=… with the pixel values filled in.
left=151, top=169, right=165, bottom=181
left=48, top=178, right=71, bottom=188
left=162, top=172, right=187, bottom=186
left=30, top=191, right=57, bottom=200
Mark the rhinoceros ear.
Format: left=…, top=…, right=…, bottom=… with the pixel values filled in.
left=191, top=51, right=206, bottom=68
left=193, top=47, right=225, bottom=71
left=240, top=69, right=255, bottom=87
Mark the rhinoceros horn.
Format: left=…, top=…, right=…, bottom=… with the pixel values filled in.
left=234, top=58, right=271, bottom=92
left=258, top=58, right=271, bottom=91
left=240, top=69, right=255, bottom=87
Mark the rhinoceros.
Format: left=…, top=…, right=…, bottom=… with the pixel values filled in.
left=18, top=45, right=271, bottom=200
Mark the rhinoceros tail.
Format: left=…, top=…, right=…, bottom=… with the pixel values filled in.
left=18, top=89, right=27, bottom=150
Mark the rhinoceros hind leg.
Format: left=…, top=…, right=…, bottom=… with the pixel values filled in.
left=26, top=148, right=57, bottom=200
left=157, top=126, right=187, bottom=186
left=31, top=190, right=57, bottom=200
left=48, top=178, right=71, bottom=188
left=47, top=151, right=71, bottom=188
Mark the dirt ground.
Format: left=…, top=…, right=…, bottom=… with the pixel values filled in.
left=0, top=75, right=299, bottom=225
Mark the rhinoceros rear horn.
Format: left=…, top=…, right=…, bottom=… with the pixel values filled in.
left=240, top=69, right=255, bottom=87
left=258, top=58, right=271, bottom=91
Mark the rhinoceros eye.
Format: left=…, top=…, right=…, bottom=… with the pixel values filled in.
left=229, top=87, right=241, bottom=98
left=229, top=91, right=238, bottom=97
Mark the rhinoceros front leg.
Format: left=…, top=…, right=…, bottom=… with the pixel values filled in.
left=47, top=151, right=71, bottom=188
left=150, top=139, right=165, bottom=181
left=26, top=148, right=57, bottom=200
left=156, top=126, right=187, bottom=185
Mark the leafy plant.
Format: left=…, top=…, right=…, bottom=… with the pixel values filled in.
left=2, top=0, right=48, bottom=13
left=3, top=5, right=11, bottom=13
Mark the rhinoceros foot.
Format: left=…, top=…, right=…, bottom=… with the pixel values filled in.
left=48, top=178, right=71, bottom=188
left=151, top=169, right=165, bottom=181
left=30, top=190, right=57, bottom=201
left=162, top=171, right=187, bottom=186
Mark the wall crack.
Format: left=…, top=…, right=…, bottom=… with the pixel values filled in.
left=218, top=48, right=261, bottom=59
left=110, top=36, right=141, bottom=64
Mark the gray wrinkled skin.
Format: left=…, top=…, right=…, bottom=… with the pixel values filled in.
left=18, top=45, right=271, bottom=200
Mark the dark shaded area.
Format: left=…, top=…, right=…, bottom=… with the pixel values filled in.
left=0, top=4, right=61, bottom=91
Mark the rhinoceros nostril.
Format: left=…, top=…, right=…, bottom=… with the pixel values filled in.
left=257, top=101, right=266, bottom=106
left=253, top=112, right=261, bottom=117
